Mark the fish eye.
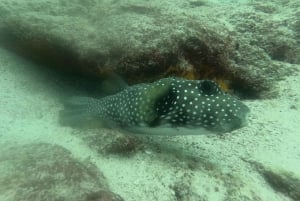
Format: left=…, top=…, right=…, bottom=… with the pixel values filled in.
left=198, top=80, right=219, bottom=95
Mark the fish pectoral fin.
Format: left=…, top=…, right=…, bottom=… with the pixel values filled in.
left=139, top=78, right=175, bottom=126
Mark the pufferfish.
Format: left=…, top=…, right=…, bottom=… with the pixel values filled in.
left=60, top=77, right=249, bottom=135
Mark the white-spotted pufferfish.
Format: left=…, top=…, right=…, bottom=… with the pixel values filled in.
left=60, top=77, right=249, bottom=135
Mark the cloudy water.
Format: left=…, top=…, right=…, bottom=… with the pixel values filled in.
left=0, top=0, right=299, bottom=201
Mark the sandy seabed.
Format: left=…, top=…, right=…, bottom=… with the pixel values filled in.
left=0, top=43, right=299, bottom=201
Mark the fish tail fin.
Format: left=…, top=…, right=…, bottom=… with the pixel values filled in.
left=59, top=96, right=100, bottom=127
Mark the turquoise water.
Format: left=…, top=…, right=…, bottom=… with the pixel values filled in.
left=0, top=0, right=299, bottom=201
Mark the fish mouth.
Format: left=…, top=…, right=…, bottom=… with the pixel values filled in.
left=219, top=111, right=249, bottom=133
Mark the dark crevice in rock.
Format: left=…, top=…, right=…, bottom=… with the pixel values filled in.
left=0, top=26, right=105, bottom=77
left=230, top=78, right=264, bottom=99
left=116, top=51, right=178, bottom=84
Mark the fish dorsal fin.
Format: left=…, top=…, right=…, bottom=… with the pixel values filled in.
left=99, top=73, right=128, bottom=96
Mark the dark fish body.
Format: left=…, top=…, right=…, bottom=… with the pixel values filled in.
left=61, top=77, right=249, bottom=135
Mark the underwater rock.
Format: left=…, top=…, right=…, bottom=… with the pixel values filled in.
left=0, top=0, right=299, bottom=97
left=0, top=143, right=124, bottom=201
